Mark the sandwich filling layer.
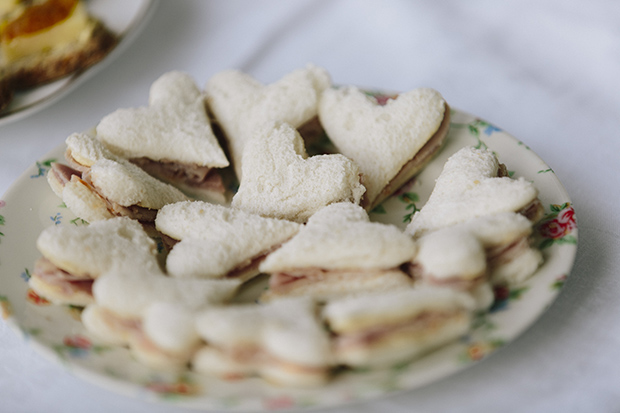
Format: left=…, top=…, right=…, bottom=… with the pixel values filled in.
left=202, top=345, right=329, bottom=376
left=84, top=306, right=195, bottom=370
left=31, top=257, right=94, bottom=298
left=332, top=309, right=465, bottom=351
left=366, top=103, right=451, bottom=209
left=50, top=162, right=160, bottom=223
left=129, top=157, right=225, bottom=194
left=267, top=267, right=412, bottom=297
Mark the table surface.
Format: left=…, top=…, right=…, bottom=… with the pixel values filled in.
left=1, top=1, right=619, bottom=412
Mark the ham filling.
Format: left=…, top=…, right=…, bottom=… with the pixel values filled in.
left=519, top=198, right=544, bottom=223
left=96, top=306, right=142, bottom=333
left=365, top=103, right=451, bottom=209
left=333, top=310, right=461, bottom=350
left=94, top=307, right=191, bottom=361
left=497, top=162, right=544, bottom=223
left=216, top=344, right=328, bottom=376
left=409, top=235, right=534, bottom=289
left=269, top=267, right=407, bottom=294
left=130, top=157, right=225, bottom=194
left=487, top=236, right=533, bottom=268
left=32, top=257, right=94, bottom=297
left=161, top=236, right=274, bottom=280
left=49, top=162, right=159, bottom=223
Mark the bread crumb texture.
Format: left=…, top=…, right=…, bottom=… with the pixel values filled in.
left=232, top=122, right=365, bottom=223
left=319, top=86, right=445, bottom=204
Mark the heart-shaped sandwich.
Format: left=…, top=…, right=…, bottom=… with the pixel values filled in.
left=29, top=216, right=160, bottom=307
left=205, top=64, right=331, bottom=179
left=96, top=71, right=230, bottom=203
left=318, top=86, right=450, bottom=210
left=155, top=200, right=301, bottom=281
left=193, top=297, right=332, bottom=387
left=82, top=267, right=240, bottom=371
left=259, top=202, right=416, bottom=301
left=323, top=287, right=475, bottom=368
left=411, top=211, right=543, bottom=291
left=47, top=133, right=188, bottom=225
left=231, top=122, right=365, bottom=223
left=406, top=146, right=544, bottom=238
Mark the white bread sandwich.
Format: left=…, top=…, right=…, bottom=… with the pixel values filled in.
left=406, top=146, right=544, bottom=238
left=155, top=200, right=301, bottom=281
left=96, top=71, right=230, bottom=203
left=192, top=297, right=333, bottom=387
left=29, top=216, right=159, bottom=306
left=323, top=287, right=475, bottom=368
left=82, top=302, right=203, bottom=371
left=259, top=202, right=416, bottom=302
left=318, top=86, right=450, bottom=210
left=455, top=212, right=543, bottom=286
left=231, top=122, right=365, bottom=223
left=81, top=267, right=240, bottom=371
left=47, top=133, right=188, bottom=224
left=0, top=0, right=117, bottom=101
left=205, top=64, right=331, bottom=179
left=409, top=226, right=493, bottom=311
left=409, top=212, right=543, bottom=309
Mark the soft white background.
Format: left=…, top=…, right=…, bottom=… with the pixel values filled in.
left=1, top=1, right=619, bottom=412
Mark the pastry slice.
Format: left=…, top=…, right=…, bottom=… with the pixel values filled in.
left=1, top=0, right=117, bottom=94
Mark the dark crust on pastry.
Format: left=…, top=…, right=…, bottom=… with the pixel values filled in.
left=0, top=73, right=13, bottom=112
left=5, top=19, right=118, bottom=91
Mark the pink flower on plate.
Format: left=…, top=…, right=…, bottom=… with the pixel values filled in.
left=556, top=207, right=576, bottom=231
left=63, top=335, right=92, bottom=350
left=26, top=289, right=51, bottom=305
left=539, top=203, right=576, bottom=239
left=263, top=395, right=296, bottom=410
left=539, top=219, right=567, bottom=239
left=0, top=200, right=5, bottom=208
left=146, top=380, right=200, bottom=396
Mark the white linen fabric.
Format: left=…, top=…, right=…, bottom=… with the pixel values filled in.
left=1, top=1, right=619, bottom=412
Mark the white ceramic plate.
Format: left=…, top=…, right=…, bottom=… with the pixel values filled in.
left=0, top=0, right=158, bottom=126
left=0, top=109, right=578, bottom=411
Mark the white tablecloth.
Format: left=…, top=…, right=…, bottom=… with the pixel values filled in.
left=1, top=1, right=619, bottom=412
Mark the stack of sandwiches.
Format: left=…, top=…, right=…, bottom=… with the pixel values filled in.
left=30, top=65, right=546, bottom=387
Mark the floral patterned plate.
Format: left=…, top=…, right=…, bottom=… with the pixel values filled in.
left=0, top=109, right=577, bottom=411
left=0, top=0, right=158, bottom=126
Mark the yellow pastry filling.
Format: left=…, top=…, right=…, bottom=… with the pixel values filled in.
left=1, top=0, right=93, bottom=62
left=0, top=0, right=20, bottom=17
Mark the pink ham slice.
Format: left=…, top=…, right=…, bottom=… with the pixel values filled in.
left=49, top=162, right=159, bottom=223
left=32, top=257, right=94, bottom=297
left=129, top=157, right=226, bottom=194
